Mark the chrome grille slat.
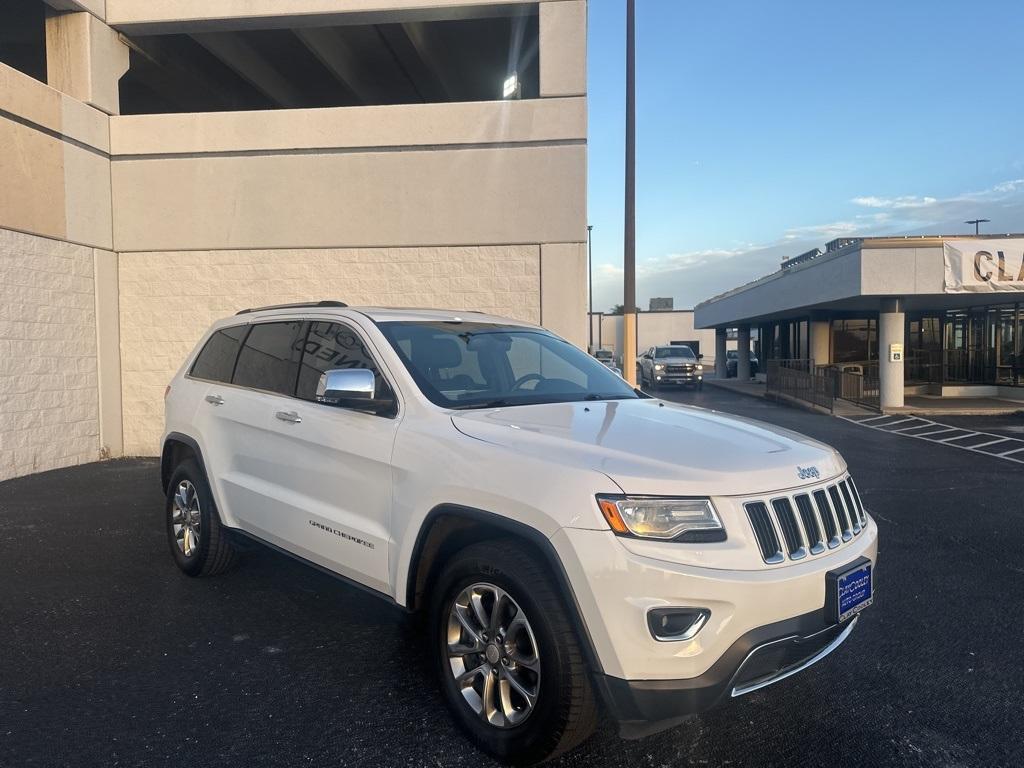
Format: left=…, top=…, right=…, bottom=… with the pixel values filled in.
left=747, top=475, right=867, bottom=564
left=771, top=498, right=807, bottom=560
left=794, top=494, right=825, bottom=554
left=745, top=502, right=785, bottom=563
left=812, top=489, right=841, bottom=548
left=828, top=485, right=853, bottom=541
left=838, top=480, right=862, bottom=534
left=848, top=477, right=867, bottom=526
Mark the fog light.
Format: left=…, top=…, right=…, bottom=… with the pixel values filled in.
left=647, top=608, right=710, bottom=642
left=656, top=375, right=662, bottom=380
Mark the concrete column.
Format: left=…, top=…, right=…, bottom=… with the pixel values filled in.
left=879, top=298, right=905, bottom=409
left=809, top=314, right=831, bottom=369
left=539, top=0, right=587, bottom=97
left=737, top=325, right=751, bottom=380
left=45, top=10, right=129, bottom=115
left=93, top=250, right=123, bottom=457
left=715, top=328, right=728, bottom=378
left=540, top=243, right=587, bottom=348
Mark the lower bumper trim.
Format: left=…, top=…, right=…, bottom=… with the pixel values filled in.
left=730, top=615, right=857, bottom=697
left=596, top=608, right=861, bottom=738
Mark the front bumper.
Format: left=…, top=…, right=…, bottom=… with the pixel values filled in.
left=550, top=520, right=877, bottom=731
left=654, top=373, right=702, bottom=384
left=595, top=611, right=858, bottom=738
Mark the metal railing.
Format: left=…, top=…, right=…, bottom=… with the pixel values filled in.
left=766, top=359, right=880, bottom=412
left=833, top=363, right=880, bottom=410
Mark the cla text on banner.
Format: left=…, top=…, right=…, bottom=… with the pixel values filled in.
left=944, top=239, right=1024, bottom=293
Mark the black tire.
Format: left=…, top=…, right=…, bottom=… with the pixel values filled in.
left=430, top=540, right=598, bottom=765
left=165, top=459, right=238, bottom=577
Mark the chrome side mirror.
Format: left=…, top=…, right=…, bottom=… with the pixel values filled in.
left=317, top=368, right=375, bottom=405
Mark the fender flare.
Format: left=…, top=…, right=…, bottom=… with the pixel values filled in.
left=406, top=503, right=604, bottom=674
left=160, top=432, right=209, bottom=493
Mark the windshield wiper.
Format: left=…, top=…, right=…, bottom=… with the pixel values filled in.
left=451, top=399, right=518, bottom=410
left=582, top=393, right=635, bottom=401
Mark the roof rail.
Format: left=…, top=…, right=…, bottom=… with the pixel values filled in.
left=236, top=300, right=348, bottom=315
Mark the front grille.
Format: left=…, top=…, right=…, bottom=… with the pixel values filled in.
left=745, top=476, right=868, bottom=564
left=666, top=364, right=694, bottom=374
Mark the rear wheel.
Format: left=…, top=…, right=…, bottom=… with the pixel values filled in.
left=166, top=459, right=237, bottom=577
left=430, top=540, right=597, bottom=765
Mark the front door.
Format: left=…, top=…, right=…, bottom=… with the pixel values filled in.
left=259, top=320, right=399, bottom=593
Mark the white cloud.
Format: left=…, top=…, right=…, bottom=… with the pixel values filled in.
left=851, top=195, right=938, bottom=209
left=782, top=220, right=860, bottom=239
left=592, top=177, right=1024, bottom=312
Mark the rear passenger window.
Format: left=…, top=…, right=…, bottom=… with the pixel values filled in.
left=296, top=322, right=392, bottom=402
left=232, top=321, right=306, bottom=395
left=190, top=325, right=247, bottom=383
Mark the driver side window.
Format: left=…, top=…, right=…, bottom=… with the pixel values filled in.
left=296, top=321, right=394, bottom=405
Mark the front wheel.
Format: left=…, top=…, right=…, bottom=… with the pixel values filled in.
left=430, top=540, right=597, bottom=765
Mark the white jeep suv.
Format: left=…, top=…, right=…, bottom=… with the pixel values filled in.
left=162, top=302, right=877, bottom=765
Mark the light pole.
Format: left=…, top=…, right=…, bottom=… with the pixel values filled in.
left=965, top=218, right=990, bottom=235
left=622, top=0, right=637, bottom=386
left=587, top=224, right=594, bottom=352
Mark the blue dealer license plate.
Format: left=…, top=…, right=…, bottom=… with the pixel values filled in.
left=828, top=559, right=873, bottom=623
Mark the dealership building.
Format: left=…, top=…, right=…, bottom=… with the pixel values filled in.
left=0, top=0, right=588, bottom=480
left=695, top=235, right=1024, bottom=410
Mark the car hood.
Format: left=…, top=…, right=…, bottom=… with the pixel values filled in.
left=451, top=399, right=844, bottom=497
left=653, top=357, right=698, bottom=364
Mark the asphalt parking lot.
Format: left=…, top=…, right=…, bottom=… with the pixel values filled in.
left=1, top=387, right=1022, bottom=768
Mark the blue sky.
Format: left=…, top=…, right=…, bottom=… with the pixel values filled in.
left=587, top=0, right=1024, bottom=312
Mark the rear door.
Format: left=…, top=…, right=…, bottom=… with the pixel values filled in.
left=204, top=320, right=308, bottom=535
left=186, top=322, right=254, bottom=527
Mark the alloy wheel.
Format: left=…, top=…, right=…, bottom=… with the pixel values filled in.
left=170, top=480, right=201, bottom=557
left=446, top=582, right=541, bottom=728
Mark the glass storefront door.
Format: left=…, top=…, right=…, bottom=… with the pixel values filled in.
left=943, top=304, right=1021, bottom=385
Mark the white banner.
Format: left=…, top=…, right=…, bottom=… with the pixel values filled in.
left=944, top=239, right=1024, bottom=293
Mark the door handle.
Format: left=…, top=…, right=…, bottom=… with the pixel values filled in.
left=275, top=410, right=302, bottom=424
left=205, top=394, right=224, bottom=406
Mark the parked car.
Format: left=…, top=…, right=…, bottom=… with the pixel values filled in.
left=638, top=344, right=704, bottom=390
left=163, top=302, right=877, bottom=765
left=592, top=348, right=622, bottom=376
left=726, top=349, right=760, bottom=378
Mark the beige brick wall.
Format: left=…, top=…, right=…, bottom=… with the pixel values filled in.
left=119, top=245, right=541, bottom=455
left=0, top=228, right=100, bottom=481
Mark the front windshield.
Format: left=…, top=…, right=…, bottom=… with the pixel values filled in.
left=655, top=346, right=695, bottom=360
left=378, top=321, right=639, bottom=409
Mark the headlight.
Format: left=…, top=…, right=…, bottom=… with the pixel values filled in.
left=597, top=496, right=724, bottom=541
left=654, top=363, right=665, bottom=371
left=696, top=364, right=704, bottom=371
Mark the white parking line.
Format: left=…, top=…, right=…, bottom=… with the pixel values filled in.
left=970, top=438, right=1013, bottom=449
left=937, top=432, right=979, bottom=442
left=911, top=427, right=959, bottom=437
left=839, top=415, right=1024, bottom=465
left=891, top=423, right=936, bottom=432
left=874, top=417, right=919, bottom=428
